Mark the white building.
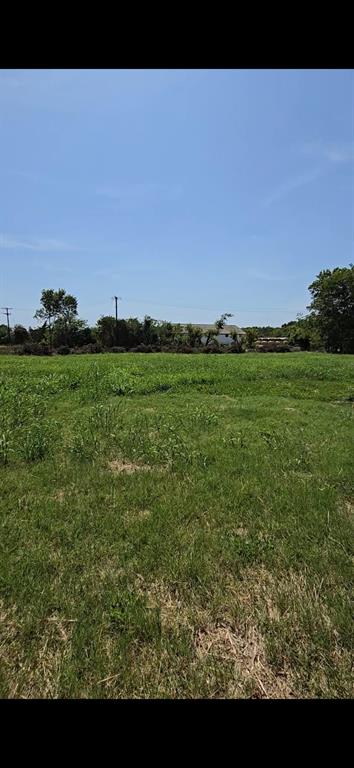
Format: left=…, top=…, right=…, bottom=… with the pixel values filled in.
left=181, top=324, right=246, bottom=346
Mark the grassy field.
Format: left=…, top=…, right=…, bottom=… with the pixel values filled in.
left=0, top=352, right=353, bottom=698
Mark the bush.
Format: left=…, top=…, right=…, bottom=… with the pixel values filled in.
left=226, top=342, right=245, bottom=354
left=130, top=344, right=153, bottom=353
left=108, top=346, right=126, bottom=353
left=176, top=344, right=197, bottom=354
left=201, top=344, right=223, bottom=354
left=72, top=343, right=103, bottom=354
left=56, top=345, right=71, bottom=355
left=20, top=342, right=51, bottom=356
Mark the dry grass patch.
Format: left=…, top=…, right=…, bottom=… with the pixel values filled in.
left=134, top=576, right=196, bottom=632
left=342, top=498, right=354, bottom=519
left=125, top=508, right=152, bottom=525
left=195, top=621, right=294, bottom=698
left=53, top=489, right=66, bottom=503
left=108, top=459, right=152, bottom=475
left=0, top=600, right=74, bottom=699
left=223, top=566, right=353, bottom=697
left=235, top=527, right=248, bottom=538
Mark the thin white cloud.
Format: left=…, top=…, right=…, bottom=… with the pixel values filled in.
left=302, top=141, right=354, bottom=164
left=262, top=168, right=321, bottom=207
left=0, top=234, right=80, bottom=252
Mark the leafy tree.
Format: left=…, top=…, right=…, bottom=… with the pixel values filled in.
left=157, top=321, right=176, bottom=346
left=185, top=323, right=202, bottom=347
left=202, top=313, right=233, bottom=346
left=52, top=318, right=92, bottom=348
left=245, top=328, right=258, bottom=349
left=29, top=323, right=47, bottom=343
left=125, top=318, right=143, bottom=347
left=215, top=312, right=233, bottom=333
left=58, top=293, right=78, bottom=345
left=307, top=265, right=354, bottom=353
left=142, top=316, right=159, bottom=346
left=34, top=289, right=78, bottom=348
left=0, top=324, right=10, bottom=344
left=13, top=324, right=29, bottom=344
left=96, top=316, right=117, bottom=348
left=282, top=315, right=321, bottom=351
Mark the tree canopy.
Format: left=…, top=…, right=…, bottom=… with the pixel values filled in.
left=307, top=265, right=354, bottom=353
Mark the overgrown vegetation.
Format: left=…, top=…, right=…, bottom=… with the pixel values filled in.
left=0, top=352, right=353, bottom=698
left=1, top=264, right=353, bottom=355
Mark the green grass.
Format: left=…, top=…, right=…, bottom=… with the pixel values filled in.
left=0, top=352, right=353, bottom=698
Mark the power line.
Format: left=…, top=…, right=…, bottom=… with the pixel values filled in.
left=9, top=302, right=306, bottom=316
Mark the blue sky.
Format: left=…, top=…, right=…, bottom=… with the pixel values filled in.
left=1, top=69, right=353, bottom=329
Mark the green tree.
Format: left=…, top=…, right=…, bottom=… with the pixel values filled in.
left=185, top=323, right=202, bottom=347
left=125, top=317, right=143, bottom=347
left=215, top=312, right=233, bottom=333
left=29, top=323, right=47, bottom=343
left=52, top=318, right=91, bottom=348
left=307, top=266, right=354, bottom=353
left=34, top=289, right=78, bottom=348
left=141, top=316, right=159, bottom=346
left=58, top=293, right=78, bottom=345
left=96, top=316, right=117, bottom=348
left=157, top=321, right=176, bottom=346
left=0, top=324, right=10, bottom=344
left=13, top=324, right=29, bottom=344
left=203, top=313, right=233, bottom=346
left=245, top=328, right=258, bottom=349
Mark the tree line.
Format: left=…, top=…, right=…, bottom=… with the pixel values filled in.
left=1, top=265, right=353, bottom=354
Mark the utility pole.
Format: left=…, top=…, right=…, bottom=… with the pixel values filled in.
left=112, top=296, right=121, bottom=343
left=2, top=307, right=12, bottom=344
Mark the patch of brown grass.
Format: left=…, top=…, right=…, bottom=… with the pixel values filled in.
left=53, top=489, right=66, bottom=503
left=195, top=622, right=293, bottom=698
left=342, top=498, right=354, bottom=519
left=135, top=576, right=196, bottom=632
left=221, top=565, right=353, bottom=697
left=125, top=509, right=152, bottom=524
left=235, top=527, right=248, bottom=538
left=0, top=600, right=75, bottom=699
left=108, top=459, right=152, bottom=475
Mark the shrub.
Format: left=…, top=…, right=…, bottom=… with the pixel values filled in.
left=130, top=344, right=153, bottom=353
left=176, top=344, right=197, bottom=354
left=201, top=344, right=223, bottom=354
left=20, top=342, right=51, bottom=356
left=56, top=345, right=71, bottom=355
left=226, top=342, right=245, bottom=354
left=72, top=343, right=103, bottom=354
left=108, top=346, right=126, bottom=353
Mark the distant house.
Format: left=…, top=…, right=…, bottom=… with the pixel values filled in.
left=181, top=324, right=246, bottom=346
